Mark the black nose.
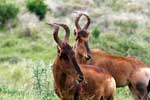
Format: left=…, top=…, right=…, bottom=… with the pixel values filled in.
left=85, top=55, right=91, bottom=60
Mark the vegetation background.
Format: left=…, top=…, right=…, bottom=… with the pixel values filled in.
left=0, top=0, right=150, bottom=100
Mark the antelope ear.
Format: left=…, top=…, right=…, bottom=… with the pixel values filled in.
left=147, top=80, right=150, bottom=93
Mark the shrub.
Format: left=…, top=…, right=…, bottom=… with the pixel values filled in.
left=114, top=20, right=138, bottom=35
left=0, top=1, right=19, bottom=27
left=92, top=26, right=101, bottom=38
left=26, top=0, right=47, bottom=20
left=32, top=61, right=57, bottom=100
left=106, top=0, right=125, bottom=11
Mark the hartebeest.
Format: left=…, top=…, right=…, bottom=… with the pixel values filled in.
left=50, top=23, right=116, bottom=100
left=73, top=13, right=150, bottom=100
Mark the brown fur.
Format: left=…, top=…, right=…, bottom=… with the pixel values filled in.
left=53, top=59, right=116, bottom=100
left=74, top=45, right=148, bottom=86
left=73, top=13, right=150, bottom=100
left=74, top=34, right=150, bottom=100
left=51, top=23, right=116, bottom=100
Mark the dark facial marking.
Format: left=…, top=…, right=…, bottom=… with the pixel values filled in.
left=64, top=44, right=73, bottom=53
left=73, top=84, right=81, bottom=100
left=147, top=80, right=150, bottom=93
left=107, top=96, right=113, bottom=100
left=59, top=44, right=73, bottom=61
left=85, top=55, right=91, bottom=60
left=100, top=96, right=103, bottom=100
left=74, top=30, right=76, bottom=36
left=57, top=47, right=68, bottom=60
left=136, top=82, right=146, bottom=94
left=138, top=96, right=141, bottom=99
left=60, top=53, right=69, bottom=61
left=84, top=42, right=90, bottom=52
left=128, top=83, right=132, bottom=88
left=71, top=57, right=83, bottom=77
left=78, top=30, right=88, bottom=38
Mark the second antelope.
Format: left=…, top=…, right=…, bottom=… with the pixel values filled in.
left=73, top=13, right=150, bottom=100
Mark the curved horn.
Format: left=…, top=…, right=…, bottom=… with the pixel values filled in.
left=75, top=14, right=82, bottom=30
left=48, top=23, right=64, bottom=48
left=54, top=23, right=70, bottom=43
left=83, top=14, right=91, bottom=30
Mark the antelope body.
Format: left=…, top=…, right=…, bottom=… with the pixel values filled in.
left=73, top=13, right=150, bottom=100
left=51, top=23, right=116, bottom=100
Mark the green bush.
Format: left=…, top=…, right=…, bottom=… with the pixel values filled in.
left=26, top=0, right=47, bottom=20
left=32, top=61, right=59, bottom=100
left=92, top=26, right=101, bottom=38
left=0, top=2, right=19, bottom=27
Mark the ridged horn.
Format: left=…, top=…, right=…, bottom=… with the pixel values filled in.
left=54, top=23, right=70, bottom=43
left=47, top=23, right=64, bottom=48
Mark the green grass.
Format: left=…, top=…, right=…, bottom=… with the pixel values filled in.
left=0, top=33, right=55, bottom=63
left=0, top=61, right=132, bottom=100
left=0, top=24, right=150, bottom=100
left=0, top=29, right=134, bottom=100
left=0, top=0, right=150, bottom=100
left=90, top=31, right=150, bottom=64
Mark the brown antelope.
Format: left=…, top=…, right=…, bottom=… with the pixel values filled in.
left=73, top=13, right=150, bottom=100
left=50, top=23, right=116, bottom=100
